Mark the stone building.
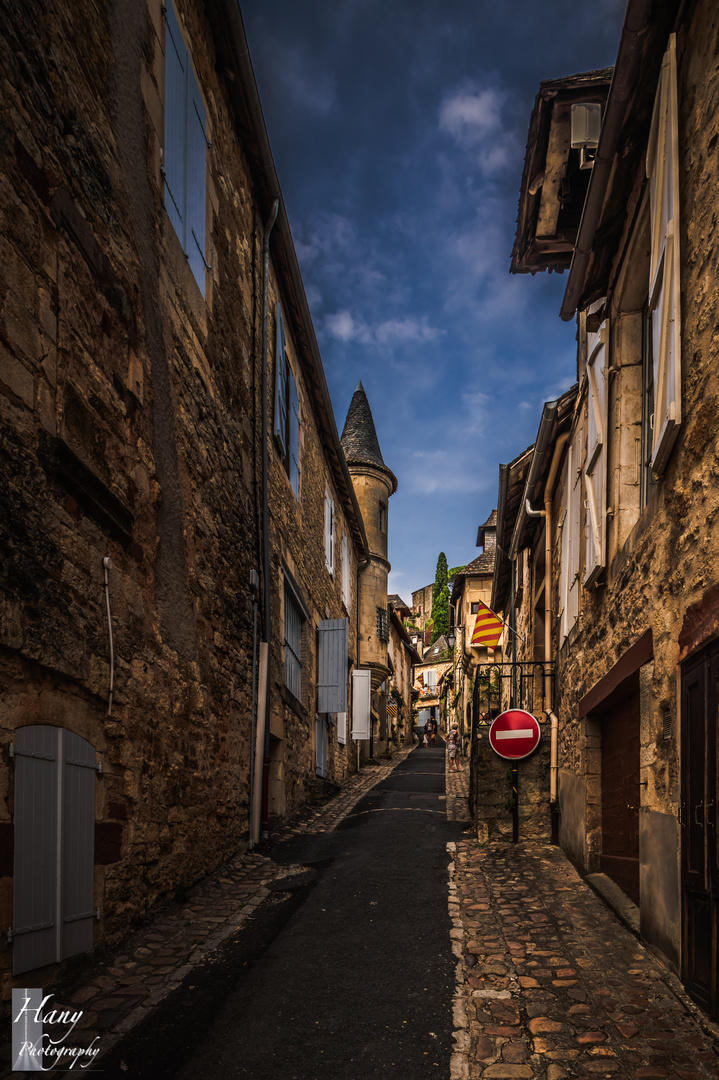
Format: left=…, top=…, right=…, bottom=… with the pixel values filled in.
left=340, top=382, right=397, bottom=759
left=388, top=598, right=421, bottom=749
left=495, top=0, right=719, bottom=1019
left=449, top=512, right=499, bottom=741
left=410, top=583, right=434, bottom=644
left=0, top=0, right=390, bottom=995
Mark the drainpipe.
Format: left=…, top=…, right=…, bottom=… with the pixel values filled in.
left=259, top=197, right=279, bottom=841
left=355, top=551, right=371, bottom=766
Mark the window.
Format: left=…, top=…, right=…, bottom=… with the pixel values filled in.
left=379, top=502, right=387, bottom=533
left=584, top=322, right=608, bottom=585
left=324, top=491, right=335, bottom=574
left=377, top=606, right=389, bottom=643
left=426, top=669, right=437, bottom=691
left=341, top=533, right=351, bottom=609
left=163, top=0, right=208, bottom=295
left=284, top=585, right=303, bottom=701
left=273, top=305, right=300, bottom=497
left=646, top=34, right=681, bottom=476
left=470, top=602, right=479, bottom=615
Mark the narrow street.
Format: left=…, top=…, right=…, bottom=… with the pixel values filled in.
left=13, top=746, right=716, bottom=1080
left=95, top=742, right=466, bottom=1079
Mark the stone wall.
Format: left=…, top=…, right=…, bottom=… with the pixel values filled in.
left=0, top=0, right=370, bottom=996
left=471, top=723, right=552, bottom=843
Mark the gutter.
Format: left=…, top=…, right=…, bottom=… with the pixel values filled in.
left=559, top=0, right=652, bottom=321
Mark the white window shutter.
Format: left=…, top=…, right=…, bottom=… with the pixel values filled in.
left=585, top=325, right=608, bottom=585
left=351, top=669, right=372, bottom=740
left=317, top=619, right=348, bottom=713
left=342, top=533, right=350, bottom=609
left=559, top=452, right=571, bottom=642
left=337, top=712, right=347, bottom=745
left=324, top=494, right=334, bottom=574
left=647, top=34, right=681, bottom=476
left=568, top=429, right=582, bottom=630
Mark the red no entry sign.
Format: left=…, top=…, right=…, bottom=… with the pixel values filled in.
left=489, top=709, right=541, bottom=760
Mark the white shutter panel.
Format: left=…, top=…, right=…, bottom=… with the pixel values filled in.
left=341, top=533, right=350, bottom=609
left=568, top=430, right=582, bottom=631
left=317, top=619, right=348, bottom=713
left=559, top=455, right=570, bottom=642
left=351, top=669, right=372, bottom=740
left=647, top=34, right=681, bottom=476
left=337, top=712, right=347, bottom=745
left=585, top=325, right=608, bottom=585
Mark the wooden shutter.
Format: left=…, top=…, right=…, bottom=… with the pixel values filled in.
left=186, top=64, right=207, bottom=294
left=274, top=306, right=287, bottom=454
left=318, top=619, right=348, bottom=713
left=337, top=712, right=347, bottom=745
left=341, top=533, right=350, bottom=609
left=325, top=492, right=334, bottom=573
left=568, top=429, right=582, bottom=630
left=12, top=726, right=97, bottom=976
left=585, top=324, right=608, bottom=585
left=351, top=669, right=372, bottom=740
left=557, top=453, right=570, bottom=639
left=647, top=34, right=681, bottom=476
left=12, top=726, right=59, bottom=975
left=163, top=1, right=187, bottom=244
left=61, top=731, right=97, bottom=961
left=289, top=367, right=300, bottom=496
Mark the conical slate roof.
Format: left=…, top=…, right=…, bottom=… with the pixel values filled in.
left=341, top=382, right=397, bottom=493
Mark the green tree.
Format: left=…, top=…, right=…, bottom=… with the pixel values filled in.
left=432, top=551, right=448, bottom=602
left=430, top=584, right=449, bottom=644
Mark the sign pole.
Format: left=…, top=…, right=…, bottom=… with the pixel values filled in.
left=512, top=764, right=519, bottom=843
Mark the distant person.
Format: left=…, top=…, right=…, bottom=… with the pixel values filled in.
left=423, top=718, right=431, bottom=746
left=429, top=717, right=437, bottom=745
left=447, top=725, right=462, bottom=770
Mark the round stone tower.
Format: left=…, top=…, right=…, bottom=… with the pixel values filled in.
left=341, top=382, right=397, bottom=687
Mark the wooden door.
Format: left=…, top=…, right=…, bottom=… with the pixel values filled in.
left=681, top=647, right=718, bottom=1018
left=600, top=690, right=641, bottom=905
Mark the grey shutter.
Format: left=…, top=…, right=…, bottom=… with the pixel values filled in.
left=12, top=726, right=97, bottom=976
left=274, top=306, right=287, bottom=453
left=289, top=367, right=300, bottom=496
left=351, top=669, right=372, bottom=740
left=186, top=65, right=207, bottom=294
left=12, top=726, right=59, bottom=975
left=163, top=1, right=188, bottom=244
left=318, top=619, right=348, bottom=713
left=61, top=731, right=96, bottom=961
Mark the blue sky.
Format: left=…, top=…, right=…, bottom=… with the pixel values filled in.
left=240, top=0, right=626, bottom=599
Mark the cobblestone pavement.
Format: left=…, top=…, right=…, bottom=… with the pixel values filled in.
left=2, top=748, right=414, bottom=1077
left=448, top=840, right=719, bottom=1080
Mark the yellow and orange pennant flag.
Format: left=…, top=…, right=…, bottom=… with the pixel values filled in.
left=471, top=600, right=504, bottom=648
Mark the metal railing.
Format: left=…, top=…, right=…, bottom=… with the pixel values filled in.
left=471, top=661, right=554, bottom=729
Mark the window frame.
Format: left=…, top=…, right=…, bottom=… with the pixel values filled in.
left=283, top=583, right=304, bottom=703
left=162, top=0, right=209, bottom=296
left=646, top=33, right=681, bottom=477
left=273, top=304, right=300, bottom=498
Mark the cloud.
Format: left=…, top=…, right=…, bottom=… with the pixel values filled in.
left=439, top=83, right=519, bottom=176
left=439, top=88, right=503, bottom=144
left=323, top=310, right=443, bottom=348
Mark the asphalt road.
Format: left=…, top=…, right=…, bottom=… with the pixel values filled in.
left=99, top=744, right=465, bottom=1079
